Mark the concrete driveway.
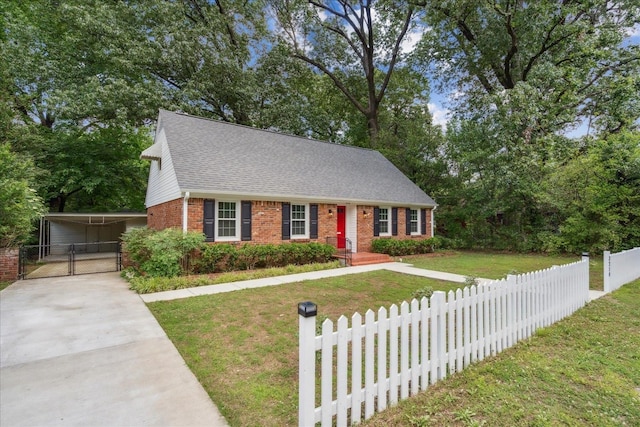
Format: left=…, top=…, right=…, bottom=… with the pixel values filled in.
left=0, top=273, right=228, bottom=427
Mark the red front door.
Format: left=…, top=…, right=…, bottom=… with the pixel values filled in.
left=336, top=206, right=346, bottom=249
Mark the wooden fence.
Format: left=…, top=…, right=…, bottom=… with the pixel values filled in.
left=298, top=258, right=590, bottom=426
left=603, top=247, right=640, bottom=293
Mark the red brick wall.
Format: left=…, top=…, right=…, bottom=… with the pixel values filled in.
left=150, top=197, right=434, bottom=251
left=147, top=198, right=182, bottom=230
left=357, top=205, right=375, bottom=252
left=187, top=198, right=204, bottom=233
left=249, top=200, right=282, bottom=243
left=0, top=248, right=19, bottom=282
left=318, top=203, right=337, bottom=243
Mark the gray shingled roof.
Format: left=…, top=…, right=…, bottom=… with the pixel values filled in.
left=155, top=109, right=436, bottom=207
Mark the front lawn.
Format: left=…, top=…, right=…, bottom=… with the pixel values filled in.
left=147, top=251, right=619, bottom=426
left=363, top=280, right=640, bottom=426
left=405, top=251, right=603, bottom=290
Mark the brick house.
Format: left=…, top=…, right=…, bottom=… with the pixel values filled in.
left=141, top=110, right=437, bottom=253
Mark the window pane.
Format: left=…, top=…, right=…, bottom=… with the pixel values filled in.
left=410, top=209, right=418, bottom=233
left=379, top=208, right=389, bottom=234
left=291, top=204, right=307, bottom=236
left=218, top=202, right=236, bottom=237
left=292, top=204, right=306, bottom=220
left=218, top=219, right=236, bottom=236
left=292, top=220, right=305, bottom=236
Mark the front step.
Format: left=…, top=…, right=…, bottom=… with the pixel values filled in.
left=333, top=252, right=392, bottom=266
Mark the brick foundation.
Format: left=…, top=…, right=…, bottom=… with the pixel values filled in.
left=0, top=248, right=19, bottom=282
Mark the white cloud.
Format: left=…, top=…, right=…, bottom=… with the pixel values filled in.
left=400, top=29, right=423, bottom=54
left=626, top=23, right=640, bottom=38
left=428, top=102, right=449, bottom=129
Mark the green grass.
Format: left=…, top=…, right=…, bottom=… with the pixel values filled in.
left=363, top=280, right=640, bottom=427
left=0, top=281, right=12, bottom=291
left=404, top=251, right=604, bottom=290
left=147, top=251, right=626, bottom=426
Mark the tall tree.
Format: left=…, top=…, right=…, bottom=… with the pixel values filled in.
left=272, top=0, right=423, bottom=142
left=417, top=0, right=640, bottom=136
left=0, top=144, right=47, bottom=248
left=2, top=0, right=155, bottom=212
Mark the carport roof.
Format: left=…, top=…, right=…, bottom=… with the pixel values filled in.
left=44, top=213, right=147, bottom=225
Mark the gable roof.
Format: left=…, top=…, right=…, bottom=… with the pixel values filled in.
left=143, top=110, right=436, bottom=207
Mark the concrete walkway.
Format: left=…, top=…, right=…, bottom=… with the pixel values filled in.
left=141, top=262, right=487, bottom=303
left=0, top=273, right=228, bottom=427
left=141, top=261, right=604, bottom=303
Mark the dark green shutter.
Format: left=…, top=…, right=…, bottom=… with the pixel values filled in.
left=421, top=208, right=427, bottom=235
left=241, top=201, right=252, bottom=241
left=282, top=203, right=290, bottom=240
left=204, top=199, right=215, bottom=242
left=405, top=208, right=411, bottom=235
left=392, top=208, right=398, bottom=236
left=373, top=207, right=380, bottom=236
left=310, top=204, right=318, bottom=239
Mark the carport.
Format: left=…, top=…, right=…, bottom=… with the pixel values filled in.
left=20, top=213, right=146, bottom=279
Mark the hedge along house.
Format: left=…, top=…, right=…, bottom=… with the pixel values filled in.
left=141, top=110, right=437, bottom=259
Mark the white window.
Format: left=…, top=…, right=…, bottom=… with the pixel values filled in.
left=410, top=208, right=420, bottom=235
left=216, top=201, right=240, bottom=241
left=379, top=207, right=390, bottom=236
left=291, top=204, right=308, bottom=238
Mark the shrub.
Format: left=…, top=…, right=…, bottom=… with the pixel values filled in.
left=195, top=242, right=336, bottom=274
left=121, top=227, right=205, bottom=278
left=412, top=286, right=434, bottom=300
left=464, top=276, right=479, bottom=287
left=372, top=237, right=440, bottom=256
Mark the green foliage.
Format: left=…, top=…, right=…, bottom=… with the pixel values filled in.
left=371, top=238, right=439, bottom=256
left=540, top=132, right=640, bottom=254
left=464, top=276, right=479, bottom=287
left=127, top=261, right=340, bottom=294
left=196, top=242, right=335, bottom=274
left=0, top=145, right=46, bottom=247
left=121, top=227, right=204, bottom=278
left=412, top=286, right=434, bottom=301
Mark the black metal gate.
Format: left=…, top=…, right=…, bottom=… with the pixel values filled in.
left=19, top=242, right=122, bottom=279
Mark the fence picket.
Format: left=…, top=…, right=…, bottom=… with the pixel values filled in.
left=364, top=310, right=375, bottom=419
left=337, top=316, right=348, bottom=427
left=411, top=299, right=420, bottom=395
left=321, top=319, right=333, bottom=426
left=376, top=307, right=387, bottom=413
left=388, top=304, right=399, bottom=405
left=462, top=287, right=471, bottom=368
left=470, top=286, right=478, bottom=363
left=301, top=259, right=592, bottom=427
left=351, top=312, right=362, bottom=424
left=455, top=288, right=463, bottom=372
left=420, top=298, right=429, bottom=391
left=400, top=302, right=410, bottom=399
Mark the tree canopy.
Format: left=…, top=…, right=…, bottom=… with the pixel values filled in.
left=1, top=0, right=638, bottom=252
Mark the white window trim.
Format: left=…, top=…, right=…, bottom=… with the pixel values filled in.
left=410, top=208, right=421, bottom=236
left=379, top=206, right=391, bottom=236
left=290, top=203, right=309, bottom=239
left=215, top=200, right=240, bottom=242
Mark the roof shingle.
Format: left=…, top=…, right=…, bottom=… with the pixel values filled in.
left=156, top=109, right=436, bottom=207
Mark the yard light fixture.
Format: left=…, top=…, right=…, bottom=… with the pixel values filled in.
left=298, top=301, right=317, bottom=318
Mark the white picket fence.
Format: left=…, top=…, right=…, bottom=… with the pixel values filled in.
left=603, top=247, right=640, bottom=293
left=298, top=258, right=590, bottom=427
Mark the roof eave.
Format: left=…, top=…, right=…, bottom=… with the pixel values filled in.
left=180, top=189, right=437, bottom=208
